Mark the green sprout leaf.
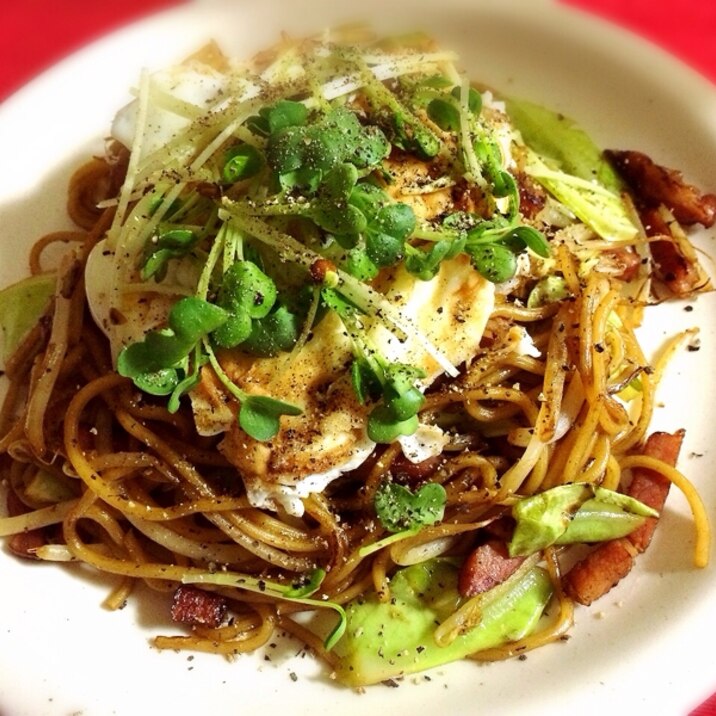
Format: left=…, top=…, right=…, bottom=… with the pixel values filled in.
left=404, top=234, right=467, bottom=281
left=381, top=363, right=426, bottom=420
left=247, top=99, right=309, bottom=137
left=322, top=287, right=425, bottom=440
left=505, top=225, right=551, bottom=258
left=367, top=407, right=419, bottom=443
left=427, top=97, right=460, bottom=132
left=222, top=143, right=264, bottom=183
left=374, top=480, right=447, bottom=533
left=117, top=297, right=228, bottom=379
left=428, top=83, right=483, bottom=133
left=132, top=367, right=180, bottom=396
left=239, top=394, right=303, bottom=441
left=240, top=304, right=300, bottom=357
left=356, top=62, right=441, bottom=159
left=140, top=226, right=200, bottom=281
left=364, top=201, right=416, bottom=267
left=212, top=260, right=278, bottom=349
left=451, top=85, right=482, bottom=114
left=466, top=242, right=518, bottom=284
left=309, top=163, right=367, bottom=235
left=266, top=107, right=389, bottom=192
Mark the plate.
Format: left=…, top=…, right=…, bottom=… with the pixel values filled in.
left=1, top=1, right=715, bottom=714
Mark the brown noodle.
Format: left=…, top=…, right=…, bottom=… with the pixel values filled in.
left=0, top=152, right=710, bottom=668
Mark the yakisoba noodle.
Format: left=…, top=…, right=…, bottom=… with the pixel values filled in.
left=0, top=30, right=713, bottom=686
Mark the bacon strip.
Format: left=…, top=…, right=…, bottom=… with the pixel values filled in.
left=5, top=489, right=47, bottom=560
left=605, top=149, right=716, bottom=227
left=625, top=429, right=684, bottom=552
left=390, top=453, right=442, bottom=484
left=606, top=246, right=643, bottom=283
left=171, top=584, right=228, bottom=628
left=563, top=430, right=684, bottom=606
left=518, top=173, right=547, bottom=220
left=641, top=207, right=704, bottom=297
left=458, top=540, right=526, bottom=598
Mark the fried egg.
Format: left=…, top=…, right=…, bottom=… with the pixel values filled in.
left=197, top=255, right=495, bottom=515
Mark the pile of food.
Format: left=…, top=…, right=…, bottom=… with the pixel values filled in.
left=0, top=28, right=713, bottom=686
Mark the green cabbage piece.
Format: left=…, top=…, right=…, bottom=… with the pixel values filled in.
left=0, top=273, right=56, bottom=365
left=506, top=97, right=639, bottom=243
left=333, top=558, right=552, bottom=686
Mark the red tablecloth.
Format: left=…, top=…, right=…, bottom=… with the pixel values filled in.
left=1, top=0, right=715, bottom=101
left=0, top=1, right=714, bottom=713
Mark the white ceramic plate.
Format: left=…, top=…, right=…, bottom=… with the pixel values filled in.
left=1, top=1, right=715, bottom=714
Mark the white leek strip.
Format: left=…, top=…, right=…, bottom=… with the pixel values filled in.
left=188, top=95, right=262, bottom=173
left=320, top=52, right=458, bottom=101
left=259, top=45, right=305, bottom=85
left=111, top=184, right=186, bottom=301
left=33, top=544, right=77, bottom=561
left=390, top=535, right=457, bottom=566
left=440, top=58, right=463, bottom=86
left=360, top=50, right=459, bottom=69
left=399, top=175, right=455, bottom=195
left=142, top=83, right=209, bottom=120
left=224, top=210, right=458, bottom=378
left=529, top=164, right=623, bottom=198
left=107, top=69, right=152, bottom=251
left=133, top=84, right=260, bottom=184
left=196, top=220, right=227, bottom=299
left=0, top=499, right=78, bottom=537
left=457, top=76, right=486, bottom=188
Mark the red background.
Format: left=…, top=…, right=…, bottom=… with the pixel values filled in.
left=0, top=0, right=714, bottom=713
left=1, top=0, right=715, bottom=101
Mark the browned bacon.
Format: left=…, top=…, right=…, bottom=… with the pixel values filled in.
left=5, top=489, right=46, bottom=559
left=563, top=538, right=637, bottom=607
left=606, top=246, right=643, bottom=282
left=390, top=453, right=443, bottom=484
left=641, top=207, right=704, bottom=297
left=605, top=149, right=716, bottom=227
left=564, top=430, right=684, bottom=605
left=624, top=429, right=684, bottom=552
left=458, top=540, right=526, bottom=598
left=8, top=529, right=46, bottom=559
left=517, top=173, right=547, bottom=220
left=171, top=584, right=228, bottom=628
